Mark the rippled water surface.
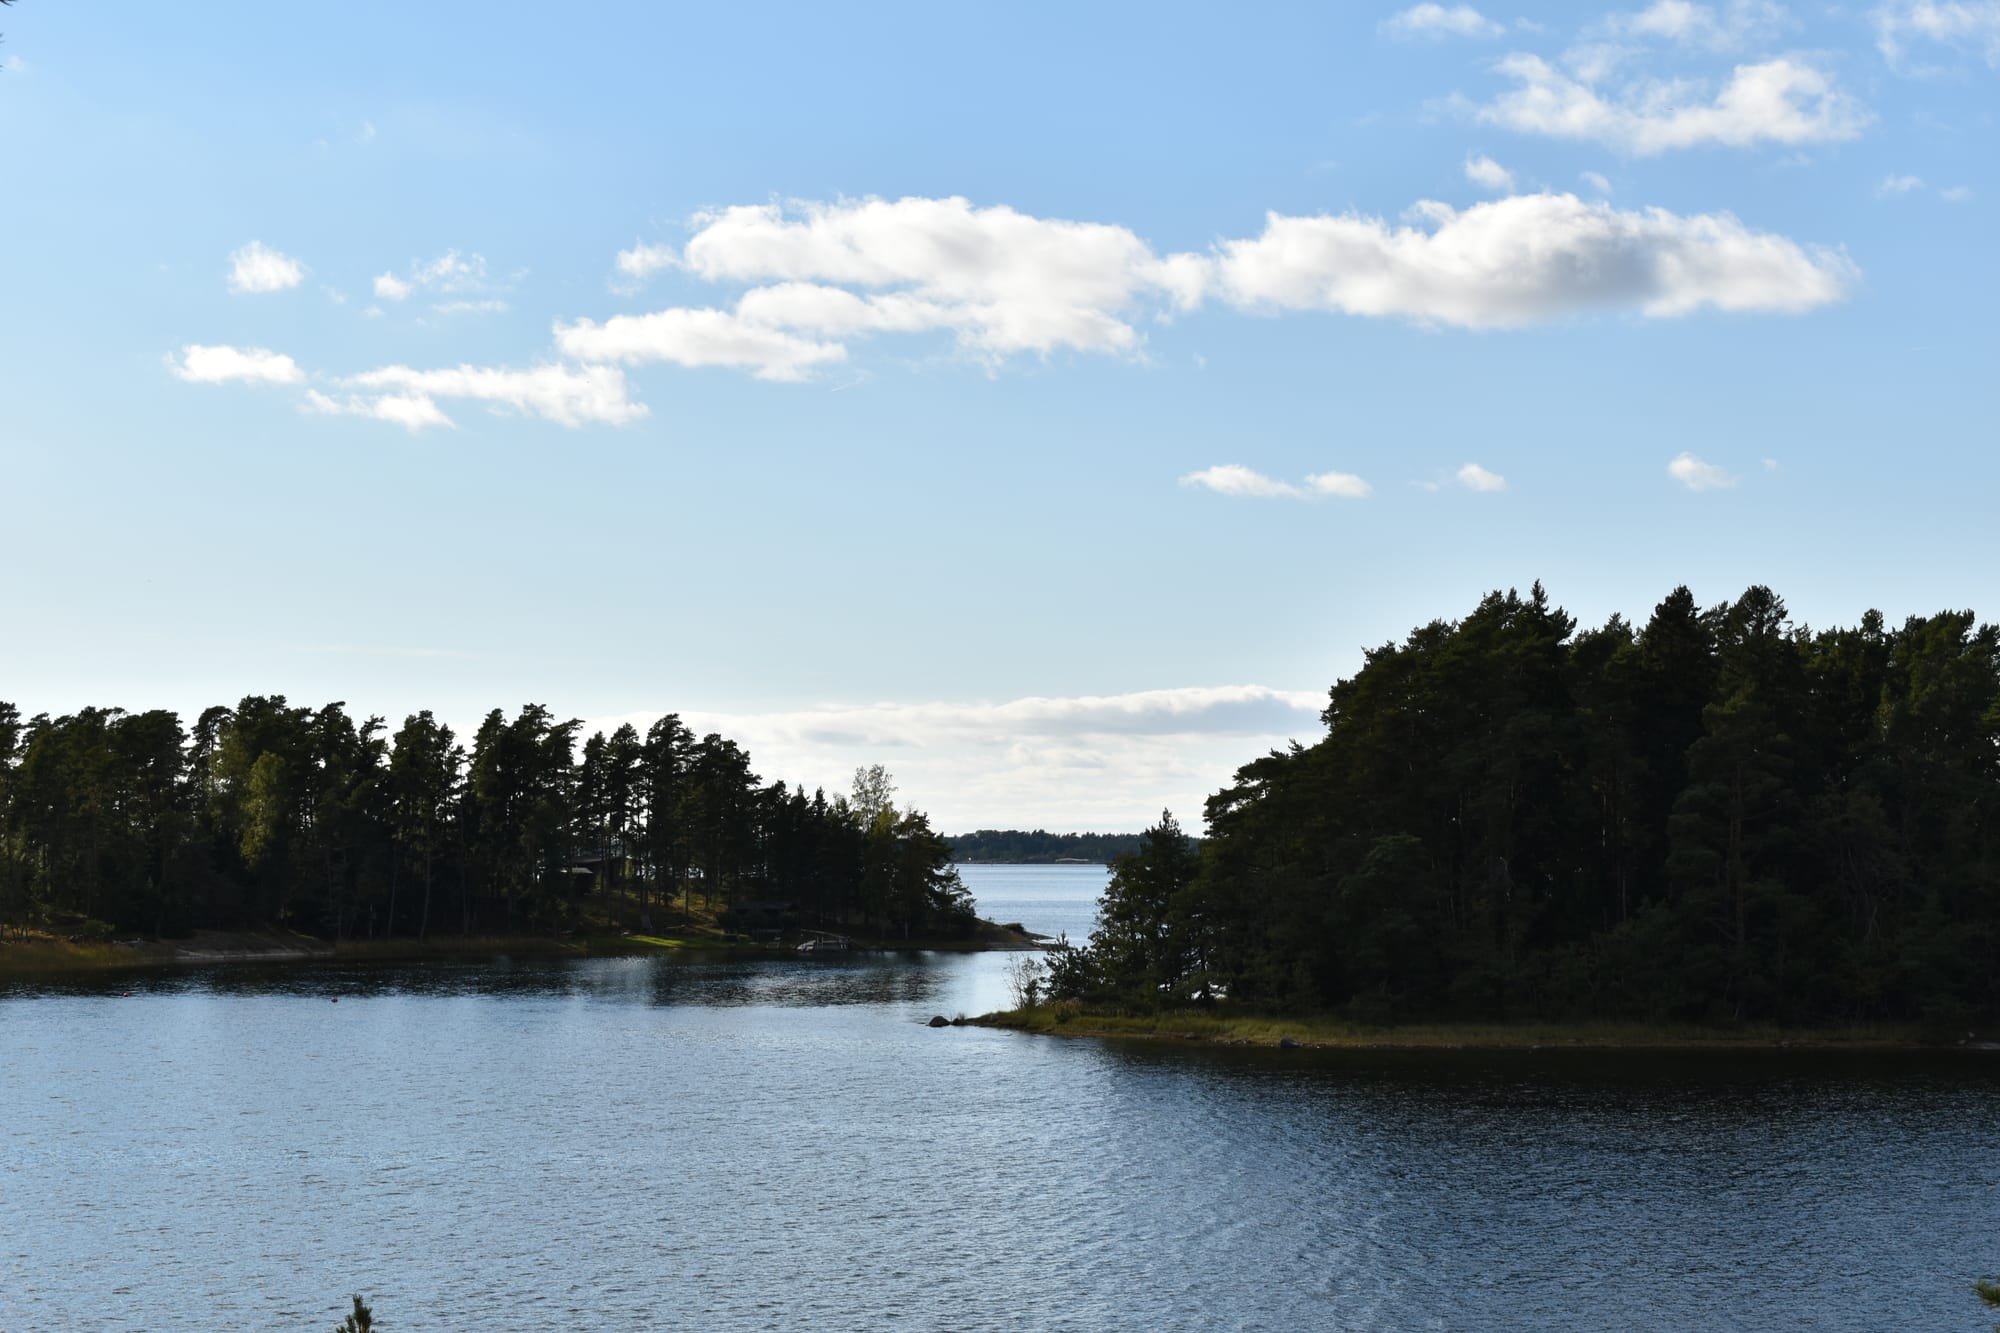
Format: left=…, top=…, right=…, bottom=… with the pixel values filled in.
left=5, top=864, right=2000, bottom=1330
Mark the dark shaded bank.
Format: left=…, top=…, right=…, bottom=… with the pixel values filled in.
left=967, top=1004, right=1980, bottom=1052
left=0, top=917, right=1046, bottom=977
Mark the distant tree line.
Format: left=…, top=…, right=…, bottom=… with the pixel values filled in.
left=1052, top=584, right=2000, bottom=1026
left=947, top=829, right=1145, bottom=864
left=0, top=698, right=976, bottom=941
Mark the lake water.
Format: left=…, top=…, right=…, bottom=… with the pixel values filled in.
left=5, top=863, right=2000, bottom=1331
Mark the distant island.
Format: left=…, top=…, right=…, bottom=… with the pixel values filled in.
left=993, top=583, right=2000, bottom=1040
left=946, top=830, right=1145, bottom=864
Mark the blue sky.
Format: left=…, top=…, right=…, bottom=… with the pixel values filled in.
left=3, top=0, right=1996, bottom=829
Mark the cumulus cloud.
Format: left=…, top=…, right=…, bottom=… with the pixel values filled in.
left=1383, top=4, right=1505, bottom=38
left=305, top=388, right=455, bottom=432
left=1208, top=192, right=1854, bottom=327
left=1476, top=55, right=1871, bottom=154
left=554, top=307, right=849, bottom=381
left=1180, top=465, right=1306, bottom=499
left=1581, top=169, right=1615, bottom=193
left=179, top=191, right=1858, bottom=417
left=580, top=685, right=1328, bottom=832
left=1876, top=0, right=2000, bottom=69
left=338, top=363, right=648, bottom=430
left=1456, top=462, right=1507, bottom=491
left=1180, top=465, right=1371, bottom=499
left=1306, top=470, right=1373, bottom=498
left=1465, top=154, right=1517, bottom=190
left=168, top=344, right=305, bottom=385
left=226, top=241, right=305, bottom=294
left=1668, top=450, right=1738, bottom=489
left=671, top=196, right=1206, bottom=360
left=580, top=193, right=1851, bottom=380
left=615, top=242, right=678, bottom=281
left=1876, top=173, right=1925, bottom=196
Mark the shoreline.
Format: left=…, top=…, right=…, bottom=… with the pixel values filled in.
left=0, top=918, right=1046, bottom=979
left=967, top=1006, right=1985, bottom=1052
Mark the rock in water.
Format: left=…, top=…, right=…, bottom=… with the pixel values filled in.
left=927, top=1015, right=951, bottom=1028
left=1278, top=1036, right=1300, bottom=1049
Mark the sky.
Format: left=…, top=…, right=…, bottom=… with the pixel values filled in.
left=3, top=1, right=1997, bottom=831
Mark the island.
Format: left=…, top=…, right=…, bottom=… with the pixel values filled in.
left=976, top=583, right=2000, bottom=1048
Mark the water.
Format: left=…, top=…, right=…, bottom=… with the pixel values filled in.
left=4, top=863, right=1999, bottom=1331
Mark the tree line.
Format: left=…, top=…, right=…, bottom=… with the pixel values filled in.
left=0, top=697, right=977, bottom=942
left=946, top=829, right=1144, bottom=864
left=1053, top=584, right=2000, bottom=1026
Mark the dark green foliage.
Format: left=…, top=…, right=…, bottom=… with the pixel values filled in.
left=0, top=693, right=973, bottom=942
left=1076, top=584, right=2000, bottom=1024
left=333, top=1295, right=375, bottom=1332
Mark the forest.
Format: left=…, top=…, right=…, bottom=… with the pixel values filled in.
left=1052, top=584, right=2000, bottom=1026
left=0, top=699, right=977, bottom=942
left=947, top=829, right=1144, bottom=863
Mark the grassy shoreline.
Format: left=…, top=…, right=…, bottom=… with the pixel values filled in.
left=969, top=1005, right=1969, bottom=1051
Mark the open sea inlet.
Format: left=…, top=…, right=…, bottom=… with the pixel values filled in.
left=5, top=863, right=2000, bottom=1331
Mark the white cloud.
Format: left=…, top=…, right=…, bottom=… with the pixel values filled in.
left=1581, top=169, right=1615, bottom=193
left=1208, top=192, right=1854, bottom=327
left=226, top=241, right=306, bottom=294
left=1875, top=1, right=2000, bottom=69
left=554, top=307, right=849, bottom=382
left=432, top=299, right=512, bottom=315
left=179, top=191, right=1859, bottom=417
left=1180, top=465, right=1307, bottom=499
left=168, top=344, right=305, bottom=385
left=342, top=362, right=648, bottom=429
left=306, top=388, right=455, bottom=432
left=1476, top=55, right=1871, bottom=154
left=1876, top=173, right=1925, bottom=195
left=1941, top=184, right=1973, bottom=201
left=1668, top=450, right=1738, bottom=489
left=1305, top=470, right=1372, bottom=498
left=373, top=250, right=497, bottom=305
left=1383, top=4, right=1505, bottom=39
left=415, top=250, right=488, bottom=291
left=1605, top=1, right=1790, bottom=51
left=579, top=684, right=1328, bottom=832
left=570, top=193, right=1850, bottom=381
left=672, top=196, right=1206, bottom=360
left=1762, top=456, right=1780, bottom=470
left=615, top=242, right=678, bottom=281
left=1456, top=462, right=1507, bottom=491
left=1465, top=153, right=1517, bottom=190
left=1180, top=465, right=1371, bottom=499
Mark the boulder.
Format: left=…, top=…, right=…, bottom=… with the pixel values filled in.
left=1277, top=1035, right=1301, bottom=1050
left=927, top=1015, right=951, bottom=1028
